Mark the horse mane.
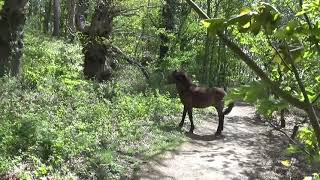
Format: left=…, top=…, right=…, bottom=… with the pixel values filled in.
left=175, top=71, right=193, bottom=87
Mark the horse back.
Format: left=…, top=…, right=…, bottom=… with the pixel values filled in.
left=182, top=86, right=226, bottom=108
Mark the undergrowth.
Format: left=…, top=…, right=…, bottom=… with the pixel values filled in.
left=0, top=33, right=184, bottom=179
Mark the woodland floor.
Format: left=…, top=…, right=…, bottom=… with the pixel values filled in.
left=132, top=104, right=312, bottom=180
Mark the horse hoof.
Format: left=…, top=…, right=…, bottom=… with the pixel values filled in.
left=215, top=132, right=222, bottom=136
left=189, top=128, right=194, bottom=134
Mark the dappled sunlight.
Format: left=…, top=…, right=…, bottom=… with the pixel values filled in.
left=134, top=105, right=291, bottom=179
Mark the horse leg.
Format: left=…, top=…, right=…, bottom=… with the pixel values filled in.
left=179, top=106, right=187, bottom=128
left=215, top=103, right=225, bottom=136
left=188, top=108, right=194, bottom=133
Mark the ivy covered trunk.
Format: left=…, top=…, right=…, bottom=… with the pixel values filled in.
left=0, top=0, right=28, bottom=77
left=82, top=0, right=118, bottom=82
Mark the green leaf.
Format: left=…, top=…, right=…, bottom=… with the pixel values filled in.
left=202, top=18, right=226, bottom=36
left=281, top=160, right=291, bottom=167
left=290, top=46, right=304, bottom=63
left=285, top=145, right=301, bottom=155
left=227, top=11, right=257, bottom=26
left=240, top=8, right=252, bottom=15
left=242, top=21, right=251, bottom=29
left=201, top=20, right=211, bottom=28
left=256, top=98, right=288, bottom=117
left=260, top=2, right=281, bottom=14
left=295, top=10, right=306, bottom=16
left=250, top=19, right=262, bottom=35
left=243, top=81, right=267, bottom=103
left=0, top=1, right=4, bottom=11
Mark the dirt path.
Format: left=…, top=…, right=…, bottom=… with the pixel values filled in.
left=133, top=105, right=290, bottom=180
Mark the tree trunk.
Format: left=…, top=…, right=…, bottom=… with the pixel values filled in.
left=43, top=0, right=52, bottom=34
left=52, top=0, right=61, bottom=37
left=0, top=0, right=28, bottom=77
left=159, top=0, right=175, bottom=60
left=75, top=0, right=88, bottom=32
left=82, top=0, right=117, bottom=81
left=202, top=0, right=211, bottom=85
left=67, top=0, right=76, bottom=40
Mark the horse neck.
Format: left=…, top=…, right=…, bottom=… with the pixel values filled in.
left=176, top=81, right=192, bottom=95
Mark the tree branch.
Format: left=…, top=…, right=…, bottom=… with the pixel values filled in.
left=266, top=35, right=292, bottom=72
left=312, top=93, right=320, bottom=104
left=298, top=0, right=320, bottom=52
left=265, top=118, right=312, bottom=156
left=110, top=44, right=150, bottom=82
left=185, top=0, right=306, bottom=110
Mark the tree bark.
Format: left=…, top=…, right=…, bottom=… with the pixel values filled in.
left=202, top=0, right=211, bottom=84
left=81, top=0, right=150, bottom=82
left=159, top=0, right=175, bottom=60
left=0, top=0, right=28, bottom=77
left=43, top=0, right=52, bottom=34
left=52, top=0, right=61, bottom=37
left=75, top=0, right=88, bottom=32
left=82, top=0, right=117, bottom=81
left=67, top=0, right=76, bottom=40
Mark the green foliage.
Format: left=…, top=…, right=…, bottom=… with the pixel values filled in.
left=203, top=3, right=281, bottom=36
left=0, top=0, right=4, bottom=11
left=207, top=0, right=319, bottom=146
left=0, top=33, right=183, bottom=179
left=225, top=81, right=288, bottom=117
left=286, top=126, right=320, bottom=171
left=23, top=33, right=84, bottom=90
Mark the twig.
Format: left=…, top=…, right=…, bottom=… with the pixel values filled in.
left=312, top=93, right=320, bottom=104
left=265, top=118, right=312, bottom=156
left=266, top=35, right=292, bottom=72
left=110, top=44, right=150, bottom=81
left=298, top=0, right=320, bottom=52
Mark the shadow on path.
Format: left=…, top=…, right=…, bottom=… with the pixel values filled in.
left=132, top=106, right=294, bottom=180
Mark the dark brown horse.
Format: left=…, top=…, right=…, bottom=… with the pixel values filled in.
left=168, top=70, right=234, bottom=136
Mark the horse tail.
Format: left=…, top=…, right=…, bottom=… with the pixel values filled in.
left=223, top=103, right=234, bottom=115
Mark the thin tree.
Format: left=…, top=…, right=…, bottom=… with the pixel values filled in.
left=52, top=0, right=61, bottom=37
left=67, top=0, right=76, bottom=40
left=159, top=0, right=175, bottom=60
left=43, top=0, right=52, bottom=34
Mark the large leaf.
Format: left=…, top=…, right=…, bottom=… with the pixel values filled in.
left=227, top=11, right=257, bottom=26
left=274, top=20, right=306, bottom=40
left=281, top=160, right=292, bottom=167
left=243, top=81, right=268, bottom=103
left=258, top=3, right=282, bottom=34
left=225, top=81, right=268, bottom=104
left=256, top=98, right=288, bottom=117
left=201, top=18, right=226, bottom=36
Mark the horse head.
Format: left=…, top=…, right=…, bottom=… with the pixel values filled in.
left=167, top=70, right=192, bottom=86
